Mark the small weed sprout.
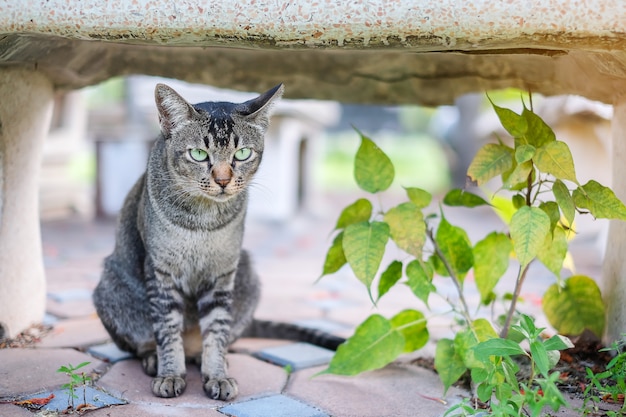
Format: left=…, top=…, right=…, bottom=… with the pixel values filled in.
left=56, top=361, right=92, bottom=410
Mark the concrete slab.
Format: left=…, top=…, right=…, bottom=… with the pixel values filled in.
left=0, top=403, right=33, bottom=416
left=37, top=317, right=110, bottom=349
left=286, top=363, right=468, bottom=417
left=87, top=342, right=133, bottom=363
left=86, top=403, right=224, bottom=416
left=219, top=394, right=329, bottom=417
left=254, top=342, right=334, bottom=370
left=0, top=348, right=102, bottom=397
left=98, top=354, right=287, bottom=406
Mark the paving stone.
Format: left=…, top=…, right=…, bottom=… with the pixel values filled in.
left=219, top=394, right=329, bottom=417
left=86, top=403, right=224, bottom=416
left=0, top=348, right=102, bottom=397
left=229, top=337, right=292, bottom=355
left=286, top=363, right=468, bottom=417
left=294, top=318, right=352, bottom=334
left=87, top=342, right=133, bottom=363
left=37, top=316, right=110, bottom=349
left=46, top=298, right=97, bottom=319
left=254, top=342, right=334, bottom=370
left=21, top=385, right=125, bottom=412
left=48, top=288, right=93, bottom=302
left=0, top=403, right=34, bottom=416
left=98, top=354, right=287, bottom=406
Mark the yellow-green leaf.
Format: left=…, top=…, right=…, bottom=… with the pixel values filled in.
left=515, top=144, right=536, bottom=164
left=510, top=206, right=550, bottom=267
left=377, top=260, right=403, bottom=301
left=522, top=107, right=556, bottom=148
left=537, top=226, right=568, bottom=278
left=553, top=179, right=575, bottom=226
left=318, top=314, right=404, bottom=376
left=473, top=232, right=512, bottom=303
left=436, top=217, right=474, bottom=281
left=343, top=221, right=389, bottom=293
left=322, top=232, right=347, bottom=276
left=572, top=180, right=626, bottom=220
left=354, top=133, right=395, bottom=193
left=503, top=160, right=533, bottom=190
left=435, top=338, right=467, bottom=394
left=443, top=189, right=490, bottom=208
left=405, top=187, right=432, bottom=209
left=335, top=198, right=373, bottom=230
left=390, top=309, right=429, bottom=353
left=467, top=144, right=514, bottom=186
left=539, top=201, right=561, bottom=233
left=543, top=275, right=606, bottom=337
left=384, top=202, right=425, bottom=258
left=534, top=141, right=577, bottom=183
left=405, top=260, right=435, bottom=306
left=490, top=100, right=528, bottom=138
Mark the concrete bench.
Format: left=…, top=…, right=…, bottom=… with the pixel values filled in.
left=2, top=0, right=626, bottom=341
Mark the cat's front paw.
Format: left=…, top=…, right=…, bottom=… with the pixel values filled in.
left=141, top=352, right=158, bottom=377
left=202, top=376, right=238, bottom=400
left=151, top=376, right=186, bottom=398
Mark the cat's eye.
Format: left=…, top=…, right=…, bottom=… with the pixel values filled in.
left=234, top=148, right=252, bottom=161
left=189, top=148, right=209, bottom=162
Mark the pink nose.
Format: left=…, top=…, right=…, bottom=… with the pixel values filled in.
left=215, top=177, right=231, bottom=187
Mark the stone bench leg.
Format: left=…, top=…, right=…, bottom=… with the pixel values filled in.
left=0, top=68, right=54, bottom=338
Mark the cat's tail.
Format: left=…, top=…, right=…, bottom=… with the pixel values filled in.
left=242, top=319, right=345, bottom=351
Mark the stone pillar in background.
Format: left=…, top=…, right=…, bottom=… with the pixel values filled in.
left=0, top=68, right=53, bottom=338
left=603, top=96, right=626, bottom=344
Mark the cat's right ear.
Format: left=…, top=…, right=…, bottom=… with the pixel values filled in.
left=154, top=84, right=197, bottom=137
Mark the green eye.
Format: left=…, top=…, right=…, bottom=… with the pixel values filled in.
left=189, top=148, right=209, bottom=162
left=234, top=148, right=252, bottom=161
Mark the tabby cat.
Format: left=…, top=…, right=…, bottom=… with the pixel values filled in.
left=92, top=83, right=343, bottom=401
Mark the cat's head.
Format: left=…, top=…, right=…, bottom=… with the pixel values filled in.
left=154, top=83, right=283, bottom=202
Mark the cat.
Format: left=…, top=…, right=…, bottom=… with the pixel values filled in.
left=92, top=83, right=343, bottom=401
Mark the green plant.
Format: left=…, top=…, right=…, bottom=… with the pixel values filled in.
left=582, top=335, right=626, bottom=415
left=318, top=96, right=626, bottom=415
left=57, top=361, right=92, bottom=410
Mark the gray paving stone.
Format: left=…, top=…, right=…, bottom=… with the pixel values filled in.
left=254, top=342, right=334, bottom=370
left=21, top=385, right=125, bottom=412
left=48, top=288, right=93, bottom=302
left=229, top=337, right=292, bottom=355
left=294, top=318, right=352, bottom=334
left=0, top=349, right=102, bottom=397
left=0, top=403, right=34, bottom=416
left=219, top=394, right=329, bottom=417
left=98, top=354, right=287, bottom=406
left=37, top=317, right=110, bottom=349
left=85, top=403, right=224, bottom=416
left=287, top=363, right=468, bottom=417
left=87, top=342, right=133, bottom=363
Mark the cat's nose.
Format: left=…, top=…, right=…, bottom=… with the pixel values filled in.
left=215, top=177, right=231, bottom=188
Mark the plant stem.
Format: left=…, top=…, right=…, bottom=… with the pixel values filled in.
left=426, top=228, right=473, bottom=325
left=500, top=264, right=530, bottom=338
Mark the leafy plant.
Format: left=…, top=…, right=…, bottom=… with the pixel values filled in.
left=318, top=96, right=626, bottom=415
left=57, top=361, right=92, bottom=410
left=582, top=335, right=626, bottom=415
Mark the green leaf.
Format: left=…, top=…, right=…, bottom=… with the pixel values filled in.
left=503, top=160, right=533, bottom=190
left=543, top=334, right=574, bottom=351
left=537, top=226, right=568, bottom=278
left=530, top=340, right=551, bottom=377
left=435, top=338, right=467, bottom=394
left=467, top=144, right=514, bottom=186
left=572, top=180, right=626, bottom=220
left=377, top=260, right=403, bottom=301
left=354, top=133, right=395, bottom=193
left=539, top=201, right=561, bottom=233
left=405, top=187, right=432, bottom=209
left=319, top=314, right=404, bottom=376
left=515, top=144, right=536, bottom=164
left=443, top=189, right=490, bottom=208
left=512, top=194, right=526, bottom=209
left=384, top=202, right=425, bottom=258
left=543, top=275, right=606, bottom=337
left=390, top=309, right=429, bottom=353
left=473, top=232, right=513, bottom=303
left=405, top=260, right=435, bottom=306
left=490, top=100, right=528, bottom=138
left=474, top=338, right=526, bottom=360
left=472, top=318, right=499, bottom=342
left=522, top=107, right=556, bottom=148
left=343, top=222, right=389, bottom=293
left=510, top=206, right=551, bottom=267
left=553, top=179, right=575, bottom=226
left=491, top=194, right=517, bottom=225
left=454, top=328, right=482, bottom=369
left=321, top=232, right=346, bottom=276
left=534, top=141, right=577, bottom=183
left=436, top=217, right=474, bottom=281
left=335, top=198, right=373, bottom=230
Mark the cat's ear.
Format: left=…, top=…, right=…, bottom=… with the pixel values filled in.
left=235, top=84, right=284, bottom=125
left=154, top=84, right=198, bottom=136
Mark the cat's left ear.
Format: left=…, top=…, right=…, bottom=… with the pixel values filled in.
left=235, top=84, right=284, bottom=126
left=155, top=83, right=198, bottom=137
